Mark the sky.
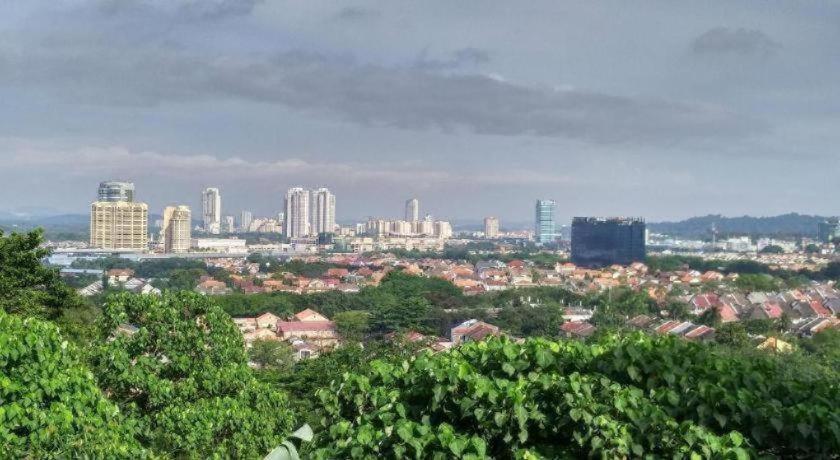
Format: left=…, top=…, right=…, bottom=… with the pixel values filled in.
left=1, top=0, right=839, bottom=225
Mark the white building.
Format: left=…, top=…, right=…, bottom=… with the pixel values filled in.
left=405, top=198, right=419, bottom=222
left=484, top=216, right=499, bottom=239
left=161, top=205, right=191, bottom=253
left=190, top=238, right=248, bottom=254
left=311, top=188, right=336, bottom=235
left=434, top=221, right=453, bottom=239
left=284, top=187, right=311, bottom=238
left=202, top=187, right=221, bottom=234
left=240, top=210, right=253, bottom=233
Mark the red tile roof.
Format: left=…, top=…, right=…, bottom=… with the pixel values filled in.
left=277, top=320, right=335, bottom=333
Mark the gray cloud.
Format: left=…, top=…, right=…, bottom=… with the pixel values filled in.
left=0, top=42, right=762, bottom=145
left=691, top=27, right=781, bottom=57
left=335, top=6, right=379, bottom=22
left=96, top=0, right=263, bottom=21
left=413, top=48, right=491, bottom=70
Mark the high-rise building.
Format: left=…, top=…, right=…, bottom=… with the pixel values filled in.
left=571, top=217, right=646, bottom=268
left=240, top=210, right=253, bottom=233
left=223, top=215, right=235, bottom=233
left=312, top=188, right=336, bottom=235
left=90, top=201, right=148, bottom=250
left=405, top=198, right=419, bottom=222
left=161, top=205, right=191, bottom=253
left=535, top=200, right=556, bottom=244
left=202, top=188, right=221, bottom=234
left=484, top=216, right=499, bottom=239
left=818, top=218, right=840, bottom=243
left=97, top=181, right=135, bottom=202
left=284, top=187, right=310, bottom=238
left=434, top=221, right=453, bottom=239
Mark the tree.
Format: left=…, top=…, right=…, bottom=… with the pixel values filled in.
left=0, top=310, right=144, bottom=458
left=333, top=310, right=370, bottom=341
left=804, top=243, right=821, bottom=254
left=0, top=229, right=82, bottom=319
left=759, top=244, right=784, bottom=254
left=89, top=292, right=296, bottom=457
left=250, top=338, right=295, bottom=371
left=715, top=322, right=750, bottom=348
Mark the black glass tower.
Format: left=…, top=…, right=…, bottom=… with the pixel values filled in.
left=571, top=217, right=646, bottom=267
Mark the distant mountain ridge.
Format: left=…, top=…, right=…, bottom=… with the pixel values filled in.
left=649, top=213, right=831, bottom=238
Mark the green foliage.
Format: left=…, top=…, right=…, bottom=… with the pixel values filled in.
left=0, top=310, right=145, bottom=458
left=249, top=338, right=295, bottom=371
left=313, top=336, right=756, bottom=458
left=734, top=273, right=780, bottom=292
left=334, top=310, right=370, bottom=341
left=0, top=229, right=82, bottom=319
left=89, top=292, right=296, bottom=458
left=590, top=288, right=657, bottom=327
left=759, top=244, right=784, bottom=254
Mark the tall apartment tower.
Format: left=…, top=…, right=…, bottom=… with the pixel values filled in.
left=98, top=181, right=135, bottom=202
left=484, top=216, right=500, bottom=239
left=90, top=202, right=148, bottom=250
left=161, top=205, right=191, bottom=253
left=240, top=210, right=253, bottom=233
left=202, top=187, right=221, bottom=234
left=535, top=199, right=556, bottom=245
left=405, top=198, right=419, bottom=222
left=312, top=188, right=336, bottom=235
left=284, top=187, right=310, bottom=238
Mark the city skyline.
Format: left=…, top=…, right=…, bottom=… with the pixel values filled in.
left=1, top=2, right=839, bottom=222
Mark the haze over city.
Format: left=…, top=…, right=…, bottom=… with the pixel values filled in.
left=2, top=1, right=840, bottom=222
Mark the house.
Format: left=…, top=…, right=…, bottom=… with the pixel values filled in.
left=107, top=268, right=135, bottom=284
left=276, top=309, right=338, bottom=345
left=683, top=325, right=715, bottom=342
left=294, top=308, right=330, bottom=322
left=325, top=268, right=350, bottom=278
left=450, top=319, right=500, bottom=344
left=756, top=337, right=793, bottom=353
left=195, top=279, right=230, bottom=295
left=627, top=314, right=656, bottom=330
left=560, top=321, right=596, bottom=339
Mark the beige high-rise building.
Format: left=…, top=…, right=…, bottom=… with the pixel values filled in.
left=312, top=188, right=336, bottom=235
left=284, top=187, right=310, bottom=238
left=484, top=216, right=499, bottom=239
left=162, top=205, right=191, bottom=253
left=90, top=201, right=148, bottom=250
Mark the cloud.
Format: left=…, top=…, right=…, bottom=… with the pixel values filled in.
left=335, top=6, right=379, bottom=22
left=96, top=0, right=263, bottom=21
left=0, top=40, right=763, bottom=145
left=414, top=47, right=491, bottom=70
left=690, top=27, right=781, bottom=57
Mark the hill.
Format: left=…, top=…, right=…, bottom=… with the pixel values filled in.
left=649, top=213, right=830, bottom=238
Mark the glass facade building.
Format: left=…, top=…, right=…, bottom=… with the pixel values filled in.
left=97, top=181, right=135, bottom=202
left=571, top=217, right=646, bottom=268
left=535, top=200, right=556, bottom=244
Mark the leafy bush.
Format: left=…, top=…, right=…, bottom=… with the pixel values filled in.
left=89, top=292, right=297, bottom=458
left=0, top=310, right=145, bottom=458
left=313, top=336, right=757, bottom=458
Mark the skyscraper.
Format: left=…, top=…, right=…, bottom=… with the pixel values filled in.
left=405, top=198, right=419, bottom=222
left=97, top=181, right=135, bottom=202
left=240, top=210, right=253, bottom=233
left=223, top=215, right=235, bottom=233
left=312, top=188, right=336, bottom=235
left=90, top=201, right=148, bottom=250
left=535, top=200, right=556, bottom=244
left=161, top=205, right=191, bottom=253
left=484, top=216, right=500, bottom=239
left=571, top=217, right=646, bottom=268
left=202, top=187, right=221, bottom=234
left=284, top=187, right=310, bottom=238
